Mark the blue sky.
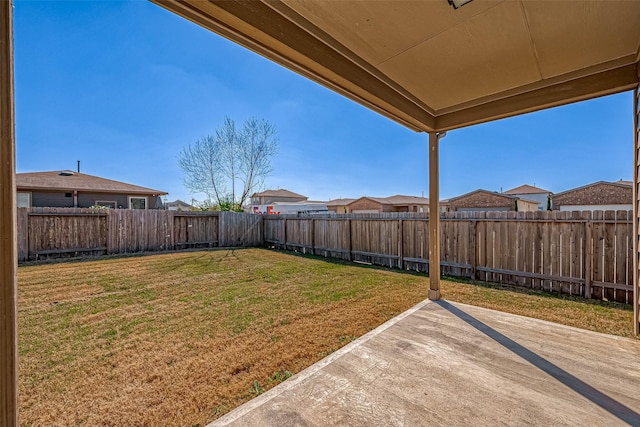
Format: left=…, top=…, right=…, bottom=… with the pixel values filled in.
left=13, top=1, right=633, bottom=203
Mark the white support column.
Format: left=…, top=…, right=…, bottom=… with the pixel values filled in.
left=428, top=132, right=441, bottom=300
left=0, top=0, right=18, bottom=424
left=633, top=86, right=639, bottom=336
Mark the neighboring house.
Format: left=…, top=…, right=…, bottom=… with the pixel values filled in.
left=16, top=170, right=167, bottom=209
left=503, top=184, right=551, bottom=211
left=445, top=189, right=538, bottom=212
left=347, top=195, right=429, bottom=213
left=250, top=189, right=307, bottom=205
left=552, top=180, right=632, bottom=211
left=326, top=198, right=355, bottom=214
left=165, top=199, right=194, bottom=211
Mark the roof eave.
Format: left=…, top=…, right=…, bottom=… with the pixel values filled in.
left=151, top=0, right=640, bottom=133
left=17, top=186, right=167, bottom=196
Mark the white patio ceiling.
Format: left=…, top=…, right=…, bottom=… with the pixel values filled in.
left=152, top=0, right=640, bottom=132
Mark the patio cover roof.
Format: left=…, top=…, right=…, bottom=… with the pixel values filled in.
left=152, top=0, right=640, bottom=132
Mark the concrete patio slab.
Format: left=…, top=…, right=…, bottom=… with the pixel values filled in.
left=210, top=300, right=640, bottom=427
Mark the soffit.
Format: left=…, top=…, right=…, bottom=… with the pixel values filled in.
left=153, top=0, right=640, bottom=132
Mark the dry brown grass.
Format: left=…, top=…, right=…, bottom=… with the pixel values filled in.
left=18, top=248, right=635, bottom=426
left=18, top=249, right=428, bottom=426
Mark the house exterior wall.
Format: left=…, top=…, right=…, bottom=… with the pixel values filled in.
left=78, top=193, right=129, bottom=208
left=30, top=191, right=74, bottom=208
left=456, top=206, right=511, bottom=212
left=510, top=192, right=547, bottom=210
left=387, top=205, right=409, bottom=213
left=254, top=195, right=306, bottom=204
left=328, top=205, right=349, bottom=214
left=348, top=199, right=385, bottom=213
left=26, top=191, right=162, bottom=209
left=385, top=204, right=428, bottom=213
left=552, top=184, right=632, bottom=210
left=558, top=204, right=633, bottom=212
left=448, top=192, right=514, bottom=212
left=516, top=199, right=539, bottom=212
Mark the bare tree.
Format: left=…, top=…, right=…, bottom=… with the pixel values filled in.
left=178, top=135, right=227, bottom=207
left=215, top=117, right=239, bottom=206
left=178, top=116, right=278, bottom=210
left=238, top=118, right=278, bottom=207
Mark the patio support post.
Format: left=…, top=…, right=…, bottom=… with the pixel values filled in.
left=0, top=0, right=18, bottom=424
left=428, top=132, right=441, bottom=300
left=634, top=86, right=639, bottom=336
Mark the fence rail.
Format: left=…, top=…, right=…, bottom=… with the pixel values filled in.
left=17, top=208, right=634, bottom=304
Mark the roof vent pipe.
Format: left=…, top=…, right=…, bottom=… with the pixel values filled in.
left=77, top=160, right=80, bottom=173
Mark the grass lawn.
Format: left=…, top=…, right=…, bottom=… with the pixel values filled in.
left=18, top=248, right=635, bottom=426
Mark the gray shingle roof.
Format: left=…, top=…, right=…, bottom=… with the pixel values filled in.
left=251, top=189, right=307, bottom=199
left=16, top=171, right=167, bottom=195
left=504, top=184, right=551, bottom=195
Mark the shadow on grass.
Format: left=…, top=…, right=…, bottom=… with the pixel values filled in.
left=268, top=248, right=633, bottom=313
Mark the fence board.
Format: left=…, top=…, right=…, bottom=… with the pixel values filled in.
left=16, top=208, right=28, bottom=261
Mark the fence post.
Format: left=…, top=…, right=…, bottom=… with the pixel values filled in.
left=218, top=211, right=224, bottom=247
left=0, top=0, right=17, bottom=423
left=584, top=215, right=592, bottom=299
left=398, top=219, right=404, bottom=269
left=310, top=218, right=315, bottom=255
left=347, top=218, right=352, bottom=261
left=283, top=217, right=287, bottom=250
left=470, top=220, right=477, bottom=280
left=16, top=208, right=28, bottom=262
left=168, top=210, right=175, bottom=250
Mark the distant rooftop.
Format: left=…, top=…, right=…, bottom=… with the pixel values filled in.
left=553, top=180, right=633, bottom=197
left=326, top=198, right=356, bottom=206
left=165, top=199, right=193, bottom=208
left=504, top=184, right=551, bottom=195
left=251, top=189, right=307, bottom=199
left=349, top=195, right=430, bottom=206
left=380, top=195, right=429, bottom=205
left=16, top=171, right=167, bottom=195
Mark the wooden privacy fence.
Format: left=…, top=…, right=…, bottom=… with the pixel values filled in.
left=17, top=208, right=634, bottom=304
left=17, top=208, right=262, bottom=261
left=264, top=211, right=634, bottom=304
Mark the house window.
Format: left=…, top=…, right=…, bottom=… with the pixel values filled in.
left=95, top=200, right=116, bottom=209
left=65, top=192, right=72, bottom=198
left=129, top=196, right=147, bottom=210
left=16, top=192, right=31, bottom=208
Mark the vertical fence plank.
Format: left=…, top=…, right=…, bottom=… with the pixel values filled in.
left=16, top=208, right=28, bottom=261
left=584, top=212, right=593, bottom=298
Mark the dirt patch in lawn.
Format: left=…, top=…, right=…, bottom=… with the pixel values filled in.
left=18, top=248, right=634, bottom=426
